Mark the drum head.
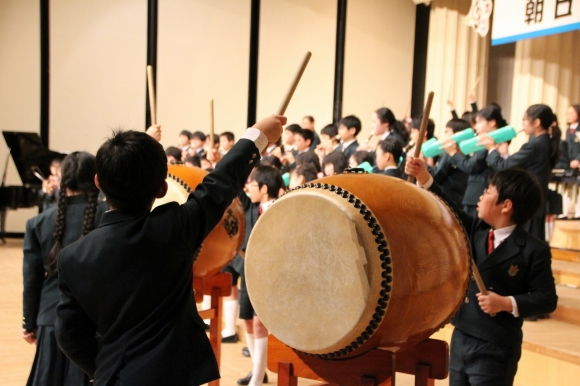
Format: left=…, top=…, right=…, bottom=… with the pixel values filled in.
left=246, top=188, right=386, bottom=355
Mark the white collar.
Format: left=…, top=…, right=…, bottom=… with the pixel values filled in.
left=492, top=225, right=516, bottom=249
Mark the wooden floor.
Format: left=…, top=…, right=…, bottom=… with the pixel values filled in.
left=6, top=239, right=580, bottom=386
left=0, top=239, right=444, bottom=386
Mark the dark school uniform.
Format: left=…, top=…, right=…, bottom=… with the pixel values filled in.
left=23, top=194, right=107, bottom=386
left=55, top=139, right=261, bottom=386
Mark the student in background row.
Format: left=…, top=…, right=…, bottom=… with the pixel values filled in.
left=375, top=138, right=404, bottom=179
left=336, top=115, right=361, bottom=160
left=481, top=104, right=561, bottom=241
left=316, top=123, right=339, bottom=163
left=301, top=115, right=321, bottom=151
left=322, top=151, right=347, bottom=176
left=443, top=105, right=508, bottom=217
left=219, top=132, right=235, bottom=155
left=432, top=118, right=471, bottom=208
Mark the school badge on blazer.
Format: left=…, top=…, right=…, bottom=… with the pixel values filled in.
left=508, top=264, right=520, bottom=277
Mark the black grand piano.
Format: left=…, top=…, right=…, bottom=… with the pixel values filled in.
left=0, top=131, right=66, bottom=241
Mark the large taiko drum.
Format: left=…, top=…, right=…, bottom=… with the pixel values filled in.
left=245, top=173, right=470, bottom=358
left=153, top=164, right=245, bottom=278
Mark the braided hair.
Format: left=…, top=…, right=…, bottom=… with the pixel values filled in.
left=47, top=152, right=99, bottom=273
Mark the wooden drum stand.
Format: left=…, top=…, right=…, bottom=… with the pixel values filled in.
left=194, top=272, right=232, bottom=386
left=268, top=335, right=448, bottom=386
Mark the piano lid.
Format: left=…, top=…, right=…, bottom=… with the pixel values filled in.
left=3, top=131, right=66, bottom=186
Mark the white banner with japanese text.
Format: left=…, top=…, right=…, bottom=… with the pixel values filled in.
left=492, top=0, right=580, bottom=45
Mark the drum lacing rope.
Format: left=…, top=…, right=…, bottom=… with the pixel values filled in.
left=288, top=181, right=393, bottom=359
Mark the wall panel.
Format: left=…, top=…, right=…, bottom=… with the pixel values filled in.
left=157, top=0, right=251, bottom=147
left=0, top=0, right=41, bottom=231
left=343, top=0, right=416, bottom=139
left=259, top=0, right=337, bottom=130
left=50, top=0, right=148, bottom=154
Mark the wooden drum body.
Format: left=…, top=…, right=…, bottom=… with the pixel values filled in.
left=245, top=173, right=470, bottom=358
left=153, top=165, right=245, bottom=278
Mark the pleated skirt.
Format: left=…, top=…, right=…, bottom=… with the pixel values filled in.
left=27, top=325, right=91, bottom=386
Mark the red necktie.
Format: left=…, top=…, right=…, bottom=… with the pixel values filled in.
left=487, top=230, right=494, bottom=255
left=258, top=205, right=263, bottom=216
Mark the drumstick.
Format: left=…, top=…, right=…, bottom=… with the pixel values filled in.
left=407, top=91, right=434, bottom=183
left=210, top=99, right=215, bottom=150
left=471, top=258, right=496, bottom=317
left=276, top=51, right=312, bottom=115
left=146, top=65, right=157, bottom=125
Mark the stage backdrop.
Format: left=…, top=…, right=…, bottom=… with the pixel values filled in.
left=0, top=0, right=42, bottom=231
left=0, top=0, right=416, bottom=232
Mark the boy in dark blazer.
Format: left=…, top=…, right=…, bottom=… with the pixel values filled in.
left=55, top=115, right=285, bottom=386
left=337, top=115, right=361, bottom=161
left=432, top=119, right=470, bottom=208
left=374, top=137, right=403, bottom=179
left=406, top=157, right=558, bottom=386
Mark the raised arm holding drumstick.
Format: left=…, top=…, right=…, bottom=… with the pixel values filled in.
left=405, top=155, right=557, bottom=386
left=53, top=50, right=318, bottom=385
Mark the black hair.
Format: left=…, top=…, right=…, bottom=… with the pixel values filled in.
left=251, top=165, right=284, bottom=199
left=410, top=117, right=436, bottom=140
left=179, top=130, right=192, bottom=139
left=525, top=104, right=561, bottom=168
left=191, top=131, right=207, bottom=141
left=296, top=128, right=314, bottom=146
left=488, top=168, right=542, bottom=226
left=339, top=115, right=362, bottom=136
left=284, top=124, right=302, bottom=134
left=322, top=151, right=348, bottom=175
left=96, top=130, right=167, bottom=213
left=220, top=131, right=235, bottom=142
left=351, top=150, right=374, bottom=166
left=303, top=115, right=315, bottom=124
left=375, top=107, right=410, bottom=143
left=259, top=155, right=283, bottom=171
left=446, top=118, right=472, bottom=133
left=184, top=154, right=201, bottom=167
left=377, top=137, right=403, bottom=162
left=296, top=151, right=321, bottom=174
left=293, top=163, right=318, bottom=183
left=477, top=105, right=508, bottom=128
left=165, top=146, right=182, bottom=161
left=47, top=152, right=99, bottom=273
left=320, top=123, right=338, bottom=138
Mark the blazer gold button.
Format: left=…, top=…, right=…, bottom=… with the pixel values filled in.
left=464, top=296, right=469, bottom=303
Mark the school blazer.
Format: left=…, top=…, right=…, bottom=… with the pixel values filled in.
left=432, top=153, right=468, bottom=208
left=22, top=195, right=108, bottom=330
left=339, top=140, right=359, bottom=161
left=55, top=139, right=261, bottom=386
left=381, top=168, right=403, bottom=179
left=486, top=134, right=552, bottom=201
left=556, top=140, right=570, bottom=170
left=450, top=149, right=491, bottom=207
left=565, top=126, right=580, bottom=161
left=429, top=182, right=557, bottom=347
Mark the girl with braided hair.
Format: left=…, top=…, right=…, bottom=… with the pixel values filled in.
left=22, top=151, right=108, bottom=386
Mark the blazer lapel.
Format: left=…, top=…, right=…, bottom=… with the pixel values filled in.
left=473, top=229, right=489, bottom=265
left=478, top=227, right=525, bottom=272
